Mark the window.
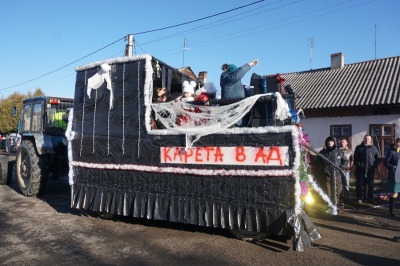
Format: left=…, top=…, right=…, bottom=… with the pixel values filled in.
left=370, top=124, right=395, bottom=157
left=331, top=125, right=352, bottom=147
left=31, top=103, right=42, bottom=132
left=22, top=105, right=32, bottom=133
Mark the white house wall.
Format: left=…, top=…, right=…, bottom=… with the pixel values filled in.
left=301, top=115, right=400, bottom=151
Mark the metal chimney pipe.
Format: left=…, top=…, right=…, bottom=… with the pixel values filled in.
left=124, top=34, right=134, bottom=57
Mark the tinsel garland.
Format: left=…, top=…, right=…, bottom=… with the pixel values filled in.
left=296, top=124, right=338, bottom=215
left=70, top=160, right=294, bottom=177
left=290, top=125, right=302, bottom=215
left=297, top=124, right=311, bottom=198
left=308, top=174, right=338, bottom=215
left=65, top=108, right=75, bottom=186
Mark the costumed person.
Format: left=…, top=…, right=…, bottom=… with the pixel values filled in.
left=220, top=59, right=258, bottom=126
left=178, top=80, right=196, bottom=102
left=191, top=82, right=218, bottom=126
left=195, top=82, right=217, bottom=105
left=151, top=87, right=169, bottom=129
left=354, top=134, right=381, bottom=204
left=177, top=80, right=197, bottom=126
left=220, top=59, right=258, bottom=99
left=154, top=87, right=168, bottom=103
left=383, top=138, right=400, bottom=217
left=319, top=136, right=348, bottom=206
left=339, top=138, right=354, bottom=200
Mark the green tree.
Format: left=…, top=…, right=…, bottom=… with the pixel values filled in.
left=33, top=88, right=45, bottom=97
left=0, top=88, right=45, bottom=134
left=0, top=92, right=25, bottom=134
left=26, top=88, right=45, bottom=98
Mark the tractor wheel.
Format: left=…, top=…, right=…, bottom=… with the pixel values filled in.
left=229, top=229, right=268, bottom=243
left=0, top=156, right=9, bottom=185
left=15, top=140, right=49, bottom=196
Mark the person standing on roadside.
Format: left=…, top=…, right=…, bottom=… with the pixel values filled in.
left=319, top=136, right=348, bottom=205
left=354, top=134, right=381, bottom=204
left=339, top=138, right=354, bottom=200
left=8, top=136, right=15, bottom=156
left=384, top=138, right=400, bottom=217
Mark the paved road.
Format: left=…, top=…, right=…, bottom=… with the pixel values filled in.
left=1, top=173, right=400, bottom=265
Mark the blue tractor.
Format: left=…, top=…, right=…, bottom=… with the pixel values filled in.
left=14, top=96, right=73, bottom=196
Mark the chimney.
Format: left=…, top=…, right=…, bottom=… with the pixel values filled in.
left=331, top=52, right=344, bottom=70
left=198, top=71, right=207, bottom=85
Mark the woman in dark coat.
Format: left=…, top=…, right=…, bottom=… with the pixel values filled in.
left=384, top=138, right=400, bottom=217
left=319, top=136, right=348, bottom=204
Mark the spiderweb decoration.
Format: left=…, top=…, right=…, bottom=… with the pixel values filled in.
left=150, top=92, right=291, bottom=148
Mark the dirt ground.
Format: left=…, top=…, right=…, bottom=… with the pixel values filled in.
left=1, top=172, right=400, bottom=265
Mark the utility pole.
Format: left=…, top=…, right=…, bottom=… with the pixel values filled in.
left=309, top=37, right=314, bottom=70
left=375, top=24, right=377, bottom=60
left=124, top=34, right=134, bottom=57
left=182, top=38, right=190, bottom=67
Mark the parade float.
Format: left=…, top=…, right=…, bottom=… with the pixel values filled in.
left=66, top=54, right=337, bottom=251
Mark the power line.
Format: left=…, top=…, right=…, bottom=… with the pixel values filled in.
left=138, top=0, right=284, bottom=47
left=1, top=37, right=125, bottom=91
left=151, top=0, right=367, bottom=58
left=1, top=0, right=265, bottom=92
left=132, top=0, right=266, bottom=35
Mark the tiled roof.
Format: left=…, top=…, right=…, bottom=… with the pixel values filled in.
left=279, top=56, right=400, bottom=110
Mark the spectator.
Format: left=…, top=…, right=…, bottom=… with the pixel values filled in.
left=354, top=134, right=381, bottom=204
left=319, top=136, right=348, bottom=206
left=339, top=138, right=354, bottom=200
left=8, top=136, right=15, bottom=156
left=383, top=138, right=400, bottom=217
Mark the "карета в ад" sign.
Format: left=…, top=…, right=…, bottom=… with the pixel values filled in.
left=160, top=146, right=289, bottom=166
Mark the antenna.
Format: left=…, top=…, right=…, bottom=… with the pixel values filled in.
left=182, top=37, right=191, bottom=67
left=309, top=37, right=314, bottom=70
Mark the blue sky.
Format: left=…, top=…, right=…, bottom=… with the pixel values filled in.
left=1, top=0, right=399, bottom=99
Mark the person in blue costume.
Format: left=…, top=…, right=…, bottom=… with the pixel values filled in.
left=220, top=59, right=258, bottom=126
left=220, top=59, right=258, bottom=99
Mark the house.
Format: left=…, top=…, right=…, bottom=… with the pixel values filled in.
left=279, top=53, right=400, bottom=179
left=178, top=66, right=199, bottom=81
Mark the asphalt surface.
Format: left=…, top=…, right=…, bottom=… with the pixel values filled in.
left=1, top=169, right=400, bottom=265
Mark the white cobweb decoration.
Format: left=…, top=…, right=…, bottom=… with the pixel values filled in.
left=151, top=92, right=291, bottom=148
